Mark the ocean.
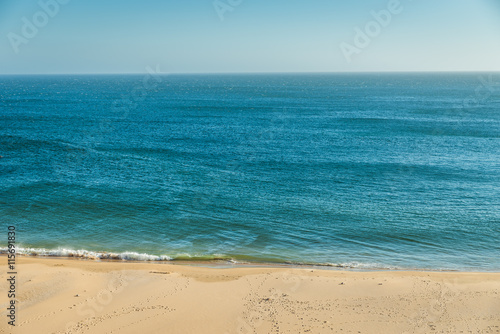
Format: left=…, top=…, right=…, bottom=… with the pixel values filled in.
left=1, top=73, right=499, bottom=271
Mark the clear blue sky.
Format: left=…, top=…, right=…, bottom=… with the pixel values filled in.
left=1, top=0, right=499, bottom=74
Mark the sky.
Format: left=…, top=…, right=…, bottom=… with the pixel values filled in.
left=1, top=0, right=500, bottom=74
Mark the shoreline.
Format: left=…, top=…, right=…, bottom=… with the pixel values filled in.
left=1, top=253, right=493, bottom=273
left=1, top=256, right=499, bottom=333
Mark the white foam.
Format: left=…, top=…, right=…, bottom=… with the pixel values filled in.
left=324, top=262, right=402, bottom=270
left=0, top=247, right=172, bottom=261
left=0, top=247, right=402, bottom=269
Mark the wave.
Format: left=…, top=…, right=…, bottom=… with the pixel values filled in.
left=0, top=247, right=172, bottom=262
left=0, top=247, right=250, bottom=263
left=0, top=247, right=404, bottom=270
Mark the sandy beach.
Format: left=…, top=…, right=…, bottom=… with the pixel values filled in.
left=0, top=256, right=498, bottom=333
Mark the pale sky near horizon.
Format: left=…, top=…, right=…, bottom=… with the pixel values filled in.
left=1, top=0, right=499, bottom=74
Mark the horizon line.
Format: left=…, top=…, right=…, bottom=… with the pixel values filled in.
left=1, top=70, right=500, bottom=76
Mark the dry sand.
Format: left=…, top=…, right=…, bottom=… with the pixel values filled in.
left=0, top=256, right=499, bottom=334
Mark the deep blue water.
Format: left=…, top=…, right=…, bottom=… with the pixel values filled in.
left=1, top=73, right=499, bottom=270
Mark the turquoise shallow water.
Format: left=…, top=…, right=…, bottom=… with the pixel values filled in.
left=1, top=73, right=499, bottom=270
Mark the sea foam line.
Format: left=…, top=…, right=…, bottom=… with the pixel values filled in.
left=0, top=247, right=173, bottom=261
left=0, top=247, right=402, bottom=270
